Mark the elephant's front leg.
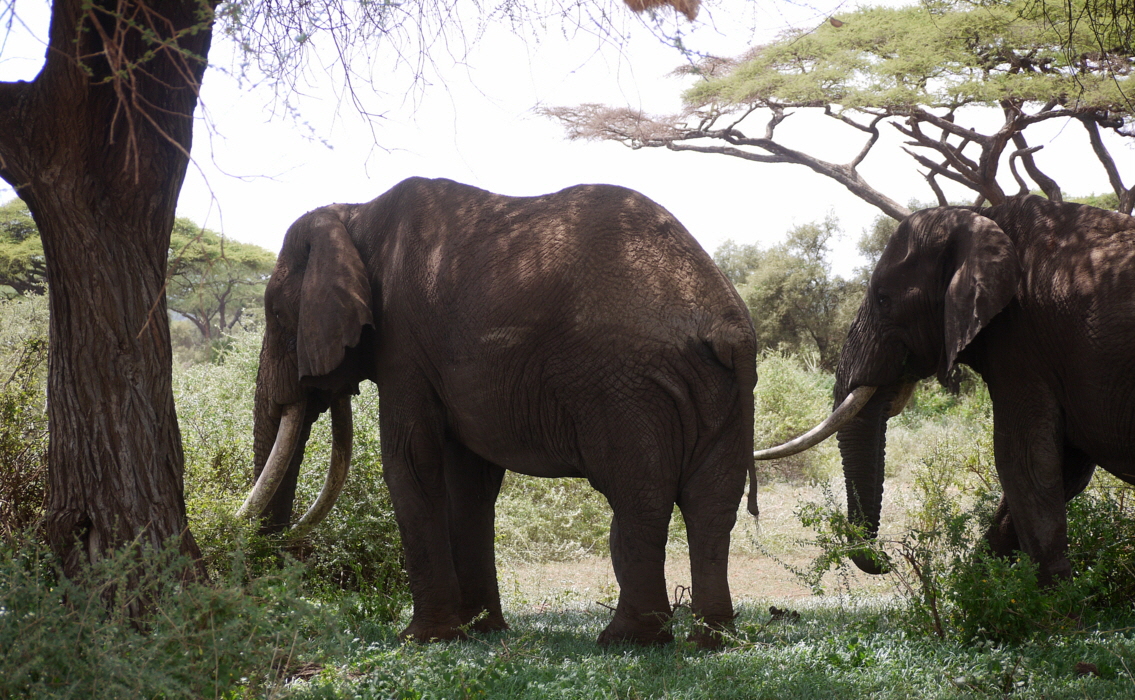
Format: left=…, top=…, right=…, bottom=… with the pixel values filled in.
left=381, top=415, right=466, bottom=642
left=597, top=508, right=675, bottom=646
left=989, top=391, right=1073, bottom=585
left=444, top=442, right=508, bottom=633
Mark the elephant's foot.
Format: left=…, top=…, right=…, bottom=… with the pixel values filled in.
left=398, top=614, right=468, bottom=644
left=596, top=611, right=674, bottom=646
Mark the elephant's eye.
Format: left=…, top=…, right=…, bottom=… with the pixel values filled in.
left=876, top=293, right=890, bottom=311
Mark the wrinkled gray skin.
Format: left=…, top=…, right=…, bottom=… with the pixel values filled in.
left=252, top=177, right=757, bottom=647
left=835, top=195, right=1135, bottom=584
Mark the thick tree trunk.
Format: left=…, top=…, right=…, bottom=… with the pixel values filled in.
left=0, top=0, right=215, bottom=578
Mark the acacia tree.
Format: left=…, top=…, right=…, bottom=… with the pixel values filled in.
left=545, top=0, right=1135, bottom=218
left=0, top=0, right=698, bottom=579
left=167, top=219, right=275, bottom=343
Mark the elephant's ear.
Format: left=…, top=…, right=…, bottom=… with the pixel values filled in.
left=297, top=210, right=374, bottom=380
left=941, top=210, right=1020, bottom=380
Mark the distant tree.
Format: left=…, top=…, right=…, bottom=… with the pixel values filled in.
left=0, top=199, right=45, bottom=297
left=715, top=216, right=861, bottom=370
left=167, top=220, right=275, bottom=343
left=0, top=202, right=274, bottom=340
left=545, top=0, right=1135, bottom=218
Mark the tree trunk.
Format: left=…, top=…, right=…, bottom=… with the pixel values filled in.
left=0, top=0, right=215, bottom=578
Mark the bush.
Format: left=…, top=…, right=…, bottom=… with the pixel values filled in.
left=753, top=350, right=840, bottom=483
left=0, top=295, right=49, bottom=542
left=0, top=533, right=331, bottom=699
left=795, top=423, right=1135, bottom=644
left=495, top=475, right=612, bottom=562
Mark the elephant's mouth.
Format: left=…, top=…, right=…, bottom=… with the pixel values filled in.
left=238, top=395, right=355, bottom=536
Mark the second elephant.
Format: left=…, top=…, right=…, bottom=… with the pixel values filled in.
left=759, top=195, right=1135, bottom=584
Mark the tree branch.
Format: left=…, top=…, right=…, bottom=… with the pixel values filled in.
left=1079, top=114, right=1134, bottom=213
left=1010, top=133, right=1062, bottom=201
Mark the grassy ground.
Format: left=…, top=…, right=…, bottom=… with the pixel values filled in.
left=289, top=589, right=1135, bottom=699
left=281, top=478, right=1135, bottom=699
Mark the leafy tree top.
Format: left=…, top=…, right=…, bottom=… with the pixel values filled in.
left=167, top=219, right=276, bottom=341
left=685, top=1, right=1133, bottom=113
left=545, top=0, right=1135, bottom=217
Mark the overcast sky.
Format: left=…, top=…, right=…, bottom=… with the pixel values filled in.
left=1, top=0, right=1130, bottom=277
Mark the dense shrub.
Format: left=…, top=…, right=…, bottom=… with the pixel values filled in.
left=753, top=350, right=840, bottom=483
left=0, top=295, right=49, bottom=542
left=0, top=533, right=329, bottom=699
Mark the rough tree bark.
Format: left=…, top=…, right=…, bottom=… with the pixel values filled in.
left=0, top=0, right=215, bottom=577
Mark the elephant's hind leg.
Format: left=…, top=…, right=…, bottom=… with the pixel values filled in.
left=444, top=441, right=509, bottom=633
left=597, top=503, right=675, bottom=646
left=678, top=446, right=747, bottom=648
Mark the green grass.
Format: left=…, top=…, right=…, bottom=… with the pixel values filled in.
left=287, top=596, right=1135, bottom=699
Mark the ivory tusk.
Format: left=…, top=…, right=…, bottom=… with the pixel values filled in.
left=288, top=395, right=353, bottom=538
left=237, top=400, right=307, bottom=519
left=753, top=385, right=878, bottom=460
left=887, top=381, right=917, bottom=418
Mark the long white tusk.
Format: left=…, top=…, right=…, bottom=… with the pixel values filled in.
left=753, top=385, right=878, bottom=460
left=237, top=400, right=307, bottom=519
left=288, top=395, right=353, bottom=538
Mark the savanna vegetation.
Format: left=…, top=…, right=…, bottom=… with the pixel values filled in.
left=3, top=208, right=1134, bottom=696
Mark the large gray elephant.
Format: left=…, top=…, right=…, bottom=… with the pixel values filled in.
left=757, top=195, right=1135, bottom=585
left=240, top=177, right=758, bottom=647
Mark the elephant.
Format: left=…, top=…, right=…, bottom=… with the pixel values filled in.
left=240, top=177, right=758, bottom=647
left=755, top=194, right=1135, bottom=585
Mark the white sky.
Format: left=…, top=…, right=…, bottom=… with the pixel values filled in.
left=1, top=0, right=1130, bottom=277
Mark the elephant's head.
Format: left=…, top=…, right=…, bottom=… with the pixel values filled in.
left=239, top=204, right=375, bottom=535
left=755, top=207, right=1020, bottom=573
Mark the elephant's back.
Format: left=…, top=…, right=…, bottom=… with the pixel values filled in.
left=369, top=177, right=752, bottom=352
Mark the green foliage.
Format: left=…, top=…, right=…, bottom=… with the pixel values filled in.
left=1066, top=475, right=1135, bottom=608
left=752, top=351, right=841, bottom=483
left=715, top=217, right=863, bottom=371
left=495, top=476, right=612, bottom=562
left=0, top=533, right=331, bottom=699
left=167, top=217, right=276, bottom=344
left=0, top=295, right=49, bottom=541
left=284, top=598, right=1135, bottom=699
left=175, top=327, right=408, bottom=604
left=796, top=421, right=1135, bottom=645
left=0, top=198, right=45, bottom=297
left=686, top=0, right=1133, bottom=114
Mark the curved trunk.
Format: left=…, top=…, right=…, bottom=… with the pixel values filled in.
left=836, top=384, right=903, bottom=574
left=289, top=395, right=353, bottom=537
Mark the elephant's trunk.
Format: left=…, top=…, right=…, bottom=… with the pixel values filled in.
left=836, top=382, right=908, bottom=574
left=752, top=385, right=878, bottom=460
left=288, top=395, right=354, bottom=538
left=238, top=400, right=308, bottom=519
